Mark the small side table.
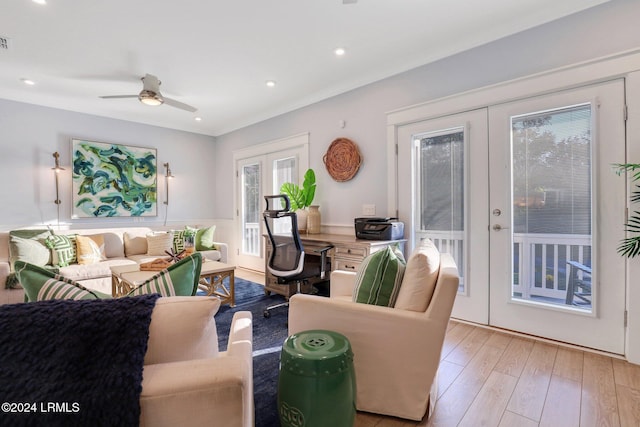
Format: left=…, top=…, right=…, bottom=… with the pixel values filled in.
left=278, top=330, right=356, bottom=427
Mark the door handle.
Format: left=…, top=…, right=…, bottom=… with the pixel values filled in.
left=492, top=224, right=509, bottom=231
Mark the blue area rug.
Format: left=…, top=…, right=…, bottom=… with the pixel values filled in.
left=215, top=278, right=289, bottom=427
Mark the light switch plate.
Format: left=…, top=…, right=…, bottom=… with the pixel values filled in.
left=362, top=204, right=376, bottom=216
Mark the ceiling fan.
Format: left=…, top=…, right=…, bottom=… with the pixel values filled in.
left=100, top=74, right=197, bottom=112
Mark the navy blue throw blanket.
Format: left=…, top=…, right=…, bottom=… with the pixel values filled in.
left=0, top=294, right=160, bottom=427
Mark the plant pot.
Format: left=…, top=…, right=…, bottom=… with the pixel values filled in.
left=296, top=209, right=308, bottom=233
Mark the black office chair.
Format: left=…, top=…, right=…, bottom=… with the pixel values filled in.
left=262, top=194, right=332, bottom=318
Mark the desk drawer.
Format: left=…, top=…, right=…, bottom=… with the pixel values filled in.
left=334, top=258, right=361, bottom=272
left=334, top=246, right=367, bottom=258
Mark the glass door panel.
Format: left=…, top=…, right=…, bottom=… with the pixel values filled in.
left=511, top=104, right=593, bottom=310
left=271, top=155, right=297, bottom=234
left=237, top=157, right=264, bottom=271
left=273, top=156, right=296, bottom=192
left=415, top=128, right=465, bottom=292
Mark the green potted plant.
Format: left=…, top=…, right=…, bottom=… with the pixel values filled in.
left=615, top=163, right=640, bottom=257
left=280, top=168, right=316, bottom=232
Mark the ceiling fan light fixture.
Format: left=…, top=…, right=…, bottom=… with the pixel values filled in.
left=139, top=90, right=164, bottom=106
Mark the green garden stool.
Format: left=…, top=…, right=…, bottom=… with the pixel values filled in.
left=278, top=330, right=356, bottom=427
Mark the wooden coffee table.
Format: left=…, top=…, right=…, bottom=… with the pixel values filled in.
left=198, top=260, right=236, bottom=307
left=110, top=260, right=236, bottom=306
left=111, top=264, right=151, bottom=297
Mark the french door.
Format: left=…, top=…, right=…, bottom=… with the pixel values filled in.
left=397, top=109, right=490, bottom=324
left=488, top=80, right=626, bottom=354
left=235, top=137, right=308, bottom=271
left=397, top=80, right=626, bottom=353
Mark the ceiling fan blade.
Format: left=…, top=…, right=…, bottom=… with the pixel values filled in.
left=163, top=97, right=198, bottom=113
left=99, top=95, right=139, bottom=99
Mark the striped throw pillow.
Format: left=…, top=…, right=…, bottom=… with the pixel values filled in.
left=353, top=246, right=406, bottom=307
left=128, top=253, right=203, bottom=297
left=14, top=260, right=108, bottom=301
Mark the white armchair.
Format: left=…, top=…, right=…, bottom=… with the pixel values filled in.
left=288, top=248, right=458, bottom=421
left=140, top=297, right=253, bottom=427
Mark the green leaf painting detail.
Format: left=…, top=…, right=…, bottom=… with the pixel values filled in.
left=72, top=139, right=157, bottom=217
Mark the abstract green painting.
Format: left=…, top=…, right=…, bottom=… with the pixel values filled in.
left=71, top=139, right=157, bottom=218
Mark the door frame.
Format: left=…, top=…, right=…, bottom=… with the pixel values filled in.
left=387, top=49, right=640, bottom=362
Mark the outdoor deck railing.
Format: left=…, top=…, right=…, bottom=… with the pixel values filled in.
left=416, top=230, right=591, bottom=304
left=243, top=222, right=260, bottom=256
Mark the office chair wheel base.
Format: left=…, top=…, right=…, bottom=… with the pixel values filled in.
left=263, top=310, right=271, bottom=318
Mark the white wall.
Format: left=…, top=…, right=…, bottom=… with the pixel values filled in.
left=0, top=99, right=216, bottom=230
left=214, top=0, right=640, bottom=228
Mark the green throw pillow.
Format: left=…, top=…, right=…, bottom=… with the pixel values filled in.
left=195, top=225, right=216, bottom=251
left=6, top=230, right=53, bottom=288
left=353, top=246, right=406, bottom=307
left=9, top=229, right=52, bottom=269
left=45, top=234, right=77, bottom=267
left=14, top=260, right=110, bottom=302
left=127, top=252, right=203, bottom=297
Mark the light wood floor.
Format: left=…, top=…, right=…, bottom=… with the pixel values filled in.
left=235, top=269, right=640, bottom=427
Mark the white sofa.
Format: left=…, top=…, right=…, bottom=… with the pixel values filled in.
left=288, top=246, right=459, bottom=421
left=141, top=296, right=253, bottom=427
left=0, top=227, right=228, bottom=305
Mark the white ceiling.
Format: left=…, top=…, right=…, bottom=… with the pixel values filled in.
left=0, top=0, right=608, bottom=137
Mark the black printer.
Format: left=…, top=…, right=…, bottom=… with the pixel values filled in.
left=354, top=217, right=404, bottom=240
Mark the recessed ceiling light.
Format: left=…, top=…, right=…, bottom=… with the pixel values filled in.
left=21, top=78, right=35, bottom=86
left=265, top=80, right=276, bottom=88
left=32, top=0, right=47, bottom=5
left=194, top=117, right=202, bottom=122
left=334, top=47, right=346, bottom=56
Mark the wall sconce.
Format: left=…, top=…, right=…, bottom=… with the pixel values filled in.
left=52, top=152, right=64, bottom=205
left=163, top=162, right=174, bottom=205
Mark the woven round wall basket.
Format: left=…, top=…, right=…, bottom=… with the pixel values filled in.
left=323, top=138, right=362, bottom=182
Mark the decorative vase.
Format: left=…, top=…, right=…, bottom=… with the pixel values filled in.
left=184, top=234, right=195, bottom=255
left=296, top=209, right=308, bottom=233
left=308, top=205, right=321, bottom=234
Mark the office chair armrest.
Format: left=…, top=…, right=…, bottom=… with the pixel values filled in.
left=309, top=245, right=333, bottom=280
left=314, top=245, right=333, bottom=254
